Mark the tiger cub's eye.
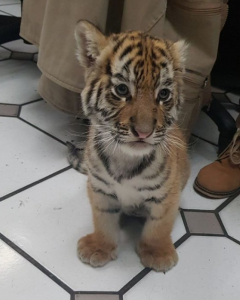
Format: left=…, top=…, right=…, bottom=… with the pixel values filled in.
left=158, top=89, right=170, bottom=102
left=115, top=84, right=129, bottom=97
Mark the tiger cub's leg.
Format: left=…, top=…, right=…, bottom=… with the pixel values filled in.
left=137, top=196, right=179, bottom=272
left=77, top=182, right=121, bottom=267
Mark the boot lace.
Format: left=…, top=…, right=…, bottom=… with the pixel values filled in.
left=230, top=129, right=240, bottom=164
left=217, top=129, right=240, bottom=165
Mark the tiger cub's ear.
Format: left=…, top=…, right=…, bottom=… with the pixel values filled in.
left=170, top=40, right=188, bottom=70
left=75, top=20, right=108, bottom=69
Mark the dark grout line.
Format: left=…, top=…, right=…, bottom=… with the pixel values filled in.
left=70, top=294, right=75, bottom=300
left=0, top=165, right=72, bottom=202
left=119, top=294, right=123, bottom=300
left=0, top=57, right=12, bottom=62
left=190, top=233, right=225, bottom=237
left=0, top=114, right=17, bottom=118
left=20, top=98, right=43, bottom=106
left=119, top=268, right=151, bottom=296
left=215, top=213, right=228, bottom=236
left=0, top=102, right=19, bottom=106
left=0, top=44, right=14, bottom=52
left=182, top=208, right=216, bottom=213
left=0, top=232, right=74, bottom=294
left=179, top=209, right=190, bottom=234
left=227, top=235, right=240, bottom=246
left=174, top=233, right=190, bottom=249
left=74, top=291, right=119, bottom=295
left=215, top=192, right=240, bottom=213
left=18, top=116, right=66, bottom=146
left=191, top=133, right=218, bottom=147
left=17, top=105, right=22, bottom=117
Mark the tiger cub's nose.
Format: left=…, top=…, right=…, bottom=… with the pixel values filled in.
left=131, top=126, right=153, bottom=139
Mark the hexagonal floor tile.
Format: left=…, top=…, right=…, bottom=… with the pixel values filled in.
left=0, top=240, right=69, bottom=300
left=20, top=100, right=87, bottom=144
left=0, top=60, right=40, bottom=104
left=0, top=117, right=68, bottom=198
left=124, top=236, right=240, bottom=300
left=2, top=39, right=38, bottom=54
left=220, top=195, right=240, bottom=242
left=0, top=46, right=11, bottom=60
left=0, top=169, right=186, bottom=292
left=180, top=138, right=226, bottom=210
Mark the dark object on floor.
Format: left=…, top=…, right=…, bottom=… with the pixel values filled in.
left=203, top=96, right=237, bottom=154
left=211, top=0, right=240, bottom=90
left=0, top=0, right=31, bottom=45
left=202, top=0, right=239, bottom=153
left=0, top=15, right=21, bottom=44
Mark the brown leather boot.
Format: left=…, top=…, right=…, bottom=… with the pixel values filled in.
left=194, top=124, right=240, bottom=199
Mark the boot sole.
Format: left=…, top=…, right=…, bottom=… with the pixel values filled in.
left=193, top=178, right=240, bottom=199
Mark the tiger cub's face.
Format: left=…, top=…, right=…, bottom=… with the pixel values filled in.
left=75, top=21, right=187, bottom=156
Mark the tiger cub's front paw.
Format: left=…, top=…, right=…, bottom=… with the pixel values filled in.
left=137, top=241, right=178, bottom=272
left=77, top=233, right=117, bottom=267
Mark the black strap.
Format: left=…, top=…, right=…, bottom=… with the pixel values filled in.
left=105, top=0, right=125, bottom=34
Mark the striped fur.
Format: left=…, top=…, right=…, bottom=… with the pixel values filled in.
left=73, top=20, right=189, bottom=272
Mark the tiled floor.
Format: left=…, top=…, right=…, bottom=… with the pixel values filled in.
left=1, top=3, right=240, bottom=300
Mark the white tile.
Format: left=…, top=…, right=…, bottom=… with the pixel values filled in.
left=0, top=0, right=20, bottom=4
left=0, top=60, right=41, bottom=104
left=0, top=118, right=68, bottom=198
left=0, top=169, right=145, bottom=291
left=220, top=195, right=240, bottom=241
left=21, top=101, right=87, bottom=144
left=0, top=240, right=69, bottom=300
left=172, top=212, right=186, bottom=243
left=0, top=3, right=21, bottom=16
left=192, top=110, right=219, bottom=145
left=124, top=236, right=240, bottom=300
left=3, top=39, right=38, bottom=54
left=180, top=138, right=226, bottom=210
left=226, top=92, right=240, bottom=105
left=0, top=46, right=11, bottom=60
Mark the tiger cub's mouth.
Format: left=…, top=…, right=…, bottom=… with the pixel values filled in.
left=127, top=140, right=152, bottom=149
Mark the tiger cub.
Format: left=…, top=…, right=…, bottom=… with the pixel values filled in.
left=72, top=20, right=189, bottom=272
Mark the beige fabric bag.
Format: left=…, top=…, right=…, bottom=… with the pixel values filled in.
left=20, top=0, right=226, bottom=137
